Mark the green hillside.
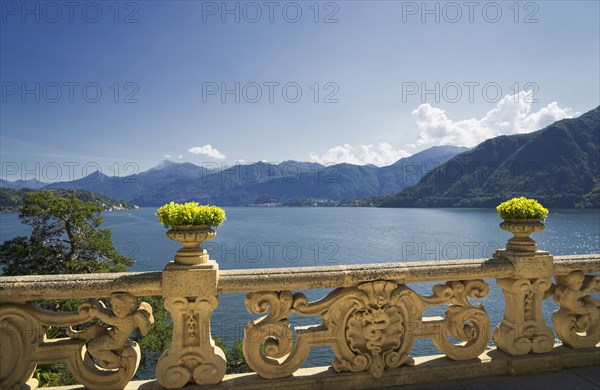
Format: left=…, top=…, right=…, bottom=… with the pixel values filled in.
left=0, top=188, right=136, bottom=213
left=380, top=106, right=600, bottom=208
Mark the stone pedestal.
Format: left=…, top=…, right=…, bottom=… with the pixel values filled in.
left=156, top=260, right=226, bottom=389
left=493, top=250, right=555, bottom=355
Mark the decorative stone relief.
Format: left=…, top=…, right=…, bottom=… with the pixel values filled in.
left=156, top=259, right=227, bottom=389
left=156, top=296, right=226, bottom=389
left=552, top=271, right=600, bottom=349
left=0, top=304, right=46, bottom=389
left=327, top=281, right=424, bottom=378
left=421, top=280, right=491, bottom=360
left=0, top=293, right=153, bottom=390
left=244, top=281, right=428, bottom=379
left=69, top=293, right=154, bottom=369
left=493, top=278, right=554, bottom=355
left=243, top=290, right=312, bottom=379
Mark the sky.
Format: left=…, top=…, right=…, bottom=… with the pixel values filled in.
left=1, top=0, right=599, bottom=182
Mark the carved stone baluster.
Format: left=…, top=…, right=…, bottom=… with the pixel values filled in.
left=0, top=294, right=154, bottom=390
left=493, top=249, right=555, bottom=355
left=552, top=271, right=600, bottom=349
left=156, top=260, right=226, bottom=389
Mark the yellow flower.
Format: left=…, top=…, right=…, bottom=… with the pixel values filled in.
left=497, top=197, right=548, bottom=221
left=156, top=202, right=226, bottom=228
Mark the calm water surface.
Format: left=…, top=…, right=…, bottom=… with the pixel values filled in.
left=1, top=207, right=599, bottom=370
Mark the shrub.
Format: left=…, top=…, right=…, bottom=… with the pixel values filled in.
left=156, top=202, right=226, bottom=228
left=496, top=197, right=549, bottom=221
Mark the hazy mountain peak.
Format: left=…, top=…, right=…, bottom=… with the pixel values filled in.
left=84, top=170, right=109, bottom=180
left=153, top=160, right=176, bottom=170
left=0, top=178, right=47, bottom=189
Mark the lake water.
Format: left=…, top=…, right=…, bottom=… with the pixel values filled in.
left=1, top=207, right=599, bottom=372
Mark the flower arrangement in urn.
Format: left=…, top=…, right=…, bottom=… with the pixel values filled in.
left=496, top=197, right=549, bottom=253
left=156, top=202, right=226, bottom=265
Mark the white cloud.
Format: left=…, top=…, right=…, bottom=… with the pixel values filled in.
left=413, top=92, right=576, bottom=147
left=188, top=145, right=226, bottom=160
left=310, top=142, right=409, bottom=166
left=163, top=154, right=173, bottom=159
left=178, top=155, right=183, bottom=159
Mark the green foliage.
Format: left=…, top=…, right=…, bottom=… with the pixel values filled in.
left=380, top=106, right=600, bottom=208
left=576, top=182, right=600, bottom=208
left=0, top=191, right=133, bottom=275
left=33, top=364, right=73, bottom=387
left=156, top=201, right=226, bottom=228
left=496, top=197, right=549, bottom=221
left=31, top=329, right=76, bottom=387
left=214, top=337, right=251, bottom=374
left=0, top=187, right=135, bottom=213
left=0, top=191, right=134, bottom=387
left=0, top=187, right=23, bottom=212
left=0, top=191, right=246, bottom=386
left=133, top=295, right=173, bottom=375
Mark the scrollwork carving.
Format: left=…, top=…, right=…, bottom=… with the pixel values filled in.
left=423, top=280, right=491, bottom=360
left=552, top=271, right=600, bottom=349
left=329, top=281, right=424, bottom=378
left=243, top=291, right=310, bottom=379
left=243, top=281, right=426, bottom=379
left=0, top=293, right=154, bottom=390
left=0, top=305, right=44, bottom=389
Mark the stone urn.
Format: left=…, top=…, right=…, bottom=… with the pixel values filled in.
left=166, top=225, right=216, bottom=265
left=499, top=219, right=545, bottom=253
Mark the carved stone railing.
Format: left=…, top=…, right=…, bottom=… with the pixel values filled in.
left=0, top=249, right=598, bottom=389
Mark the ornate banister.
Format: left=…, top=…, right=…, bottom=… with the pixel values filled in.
left=1, top=253, right=599, bottom=389
left=1, top=255, right=597, bottom=299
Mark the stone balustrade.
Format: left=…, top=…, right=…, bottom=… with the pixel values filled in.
left=0, top=247, right=598, bottom=389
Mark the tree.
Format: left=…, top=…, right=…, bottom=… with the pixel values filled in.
left=0, top=190, right=249, bottom=386
left=0, top=191, right=135, bottom=386
left=0, top=191, right=132, bottom=275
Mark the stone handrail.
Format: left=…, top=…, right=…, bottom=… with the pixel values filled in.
left=1, top=255, right=598, bottom=300
left=1, top=244, right=599, bottom=389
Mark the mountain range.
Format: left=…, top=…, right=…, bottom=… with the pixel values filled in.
left=2, top=106, right=598, bottom=209
left=0, top=178, right=47, bottom=190
left=2, top=146, right=467, bottom=206
left=380, top=106, right=600, bottom=208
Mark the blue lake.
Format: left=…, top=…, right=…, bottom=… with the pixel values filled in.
left=1, top=207, right=599, bottom=371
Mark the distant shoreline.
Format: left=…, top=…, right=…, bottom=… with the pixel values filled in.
left=0, top=188, right=137, bottom=214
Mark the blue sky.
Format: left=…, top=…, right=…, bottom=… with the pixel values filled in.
left=1, top=0, right=599, bottom=181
